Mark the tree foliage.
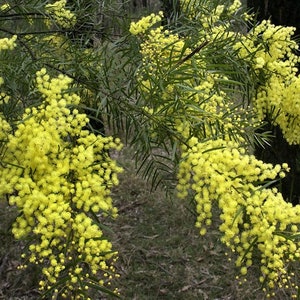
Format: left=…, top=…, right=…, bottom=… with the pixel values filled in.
left=128, top=0, right=300, bottom=296
left=1, top=0, right=300, bottom=299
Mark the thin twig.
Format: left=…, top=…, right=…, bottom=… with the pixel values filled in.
left=175, top=40, right=209, bottom=67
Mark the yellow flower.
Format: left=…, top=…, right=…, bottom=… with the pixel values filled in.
left=0, top=69, right=122, bottom=296
left=0, top=35, right=17, bottom=50
left=45, top=0, right=76, bottom=28
left=129, top=11, right=164, bottom=35
left=176, top=137, right=300, bottom=291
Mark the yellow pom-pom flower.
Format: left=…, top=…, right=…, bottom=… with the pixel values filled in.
left=0, top=69, right=122, bottom=297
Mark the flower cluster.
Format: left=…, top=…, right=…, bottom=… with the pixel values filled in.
left=130, top=11, right=191, bottom=79
left=0, top=35, right=17, bottom=50
left=180, top=0, right=245, bottom=48
left=256, top=75, right=300, bottom=144
left=181, top=0, right=241, bottom=27
left=234, top=20, right=298, bottom=76
left=129, top=11, right=164, bottom=35
left=227, top=0, right=242, bottom=15
left=0, top=69, right=122, bottom=297
left=140, top=26, right=188, bottom=71
left=177, top=138, right=300, bottom=294
left=130, top=4, right=256, bottom=144
left=45, top=0, right=76, bottom=28
left=233, top=20, right=300, bottom=144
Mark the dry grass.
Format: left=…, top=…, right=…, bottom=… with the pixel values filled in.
left=106, top=148, right=266, bottom=300
left=0, top=202, right=40, bottom=299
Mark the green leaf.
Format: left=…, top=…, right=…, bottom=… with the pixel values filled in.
left=241, top=236, right=258, bottom=263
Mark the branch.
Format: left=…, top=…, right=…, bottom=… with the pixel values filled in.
left=175, top=40, right=209, bottom=67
